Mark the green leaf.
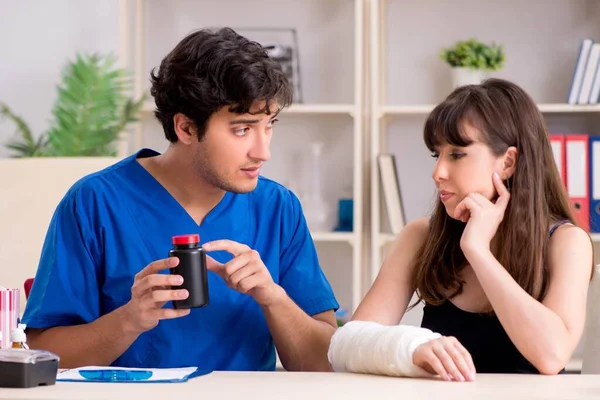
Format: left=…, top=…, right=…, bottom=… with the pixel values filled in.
left=440, top=39, right=506, bottom=71
left=0, top=102, right=47, bottom=157
left=44, top=52, right=144, bottom=156
left=2, top=51, right=143, bottom=157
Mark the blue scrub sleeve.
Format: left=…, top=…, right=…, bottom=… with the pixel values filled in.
left=278, top=192, right=339, bottom=316
left=22, top=188, right=101, bottom=328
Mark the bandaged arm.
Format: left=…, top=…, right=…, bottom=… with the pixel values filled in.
left=327, top=320, right=441, bottom=377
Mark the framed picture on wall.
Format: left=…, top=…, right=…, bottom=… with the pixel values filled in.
left=233, top=27, right=303, bottom=103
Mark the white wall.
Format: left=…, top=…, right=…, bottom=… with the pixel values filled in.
left=0, top=0, right=119, bottom=158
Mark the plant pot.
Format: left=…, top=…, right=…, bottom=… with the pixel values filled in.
left=0, top=157, right=119, bottom=307
left=451, top=67, right=486, bottom=88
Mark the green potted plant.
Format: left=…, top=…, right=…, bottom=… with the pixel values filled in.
left=0, top=54, right=144, bottom=304
left=1, top=52, right=144, bottom=158
left=440, top=38, right=506, bottom=88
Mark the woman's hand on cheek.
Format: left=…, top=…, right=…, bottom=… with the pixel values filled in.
left=454, top=172, right=510, bottom=257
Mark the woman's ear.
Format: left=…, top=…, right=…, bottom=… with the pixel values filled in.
left=500, top=146, right=518, bottom=180
left=173, top=113, right=197, bottom=145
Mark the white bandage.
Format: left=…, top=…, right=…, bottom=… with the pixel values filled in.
left=327, top=320, right=442, bottom=377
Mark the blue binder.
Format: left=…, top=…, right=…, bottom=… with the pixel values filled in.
left=589, top=136, right=600, bottom=232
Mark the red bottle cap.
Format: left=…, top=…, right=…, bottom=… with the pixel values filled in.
left=172, top=234, right=200, bottom=245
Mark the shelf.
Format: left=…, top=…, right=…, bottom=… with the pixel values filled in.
left=379, top=233, right=397, bottom=245
left=378, top=104, right=433, bottom=116
left=382, top=233, right=600, bottom=244
left=566, top=357, right=582, bottom=373
left=141, top=101, right=355, bottom=116
left=377, top=103, right=600, bottom=117
left=126, top=0, right=366, bottom=313
left=311, top=231, right=354, bottom=244
left=285, top=104, right=356, bottom=115
left=538, top=104, right=600, bottom=113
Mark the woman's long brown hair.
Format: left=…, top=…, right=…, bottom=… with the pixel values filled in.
left=411, top=78, right=577, bottom=308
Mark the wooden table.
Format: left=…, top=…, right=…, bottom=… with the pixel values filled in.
left=1, top=372, right=598, bottom=400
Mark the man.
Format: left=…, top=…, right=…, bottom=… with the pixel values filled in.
left=22, top=27, right=339, bottom=372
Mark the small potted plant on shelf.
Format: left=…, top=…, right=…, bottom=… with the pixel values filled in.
left=440, top=38, right=506, bottom=88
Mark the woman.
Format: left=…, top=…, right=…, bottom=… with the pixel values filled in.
left=328, top=78, right=593, bottom=381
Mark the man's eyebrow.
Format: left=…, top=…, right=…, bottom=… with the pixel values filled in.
left=229, top=110, right=281, bottom=125
left=229, top=118, right=260, bottom=125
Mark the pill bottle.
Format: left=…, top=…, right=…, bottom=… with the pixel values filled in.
left=10, top=324, right=29, bottom=350
left=169, top=234, right=209, bottom=309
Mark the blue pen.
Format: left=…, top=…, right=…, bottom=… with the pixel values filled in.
left=79, top=369, right=153, bottom=382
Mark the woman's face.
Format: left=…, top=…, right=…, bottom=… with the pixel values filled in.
left=431, top=123, right=508, bottom=220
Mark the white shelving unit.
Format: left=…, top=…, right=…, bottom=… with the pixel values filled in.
left=379, top=103, right=600, bottom=117
left=118, top=0, right=600, bottom=321
left=369, top=0, right=600, bottom=284
left=119, top=0, right=366, bottom=312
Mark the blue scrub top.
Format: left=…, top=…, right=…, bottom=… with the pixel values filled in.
left=22, top=149, right=339, bottom=371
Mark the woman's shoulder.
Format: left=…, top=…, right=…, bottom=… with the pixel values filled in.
left=547, top=221, right=593, bottom=275
left=384, top=217, right=432, bottom=262
left=397, top=216, right=431, bottom=244
left=549, top=221, right=590, bottom=242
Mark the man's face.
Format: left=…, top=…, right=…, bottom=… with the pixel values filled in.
left=192, top=101, right=279, bottom=193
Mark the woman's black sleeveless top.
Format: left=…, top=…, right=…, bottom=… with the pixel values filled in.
left=420, top=221, right=569, bottom=374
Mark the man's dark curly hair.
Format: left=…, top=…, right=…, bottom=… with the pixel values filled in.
left=150, top=27, right=293, bottom=142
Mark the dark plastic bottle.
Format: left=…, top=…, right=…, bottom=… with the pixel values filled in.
left=169, top=234, right=209, bottom=309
